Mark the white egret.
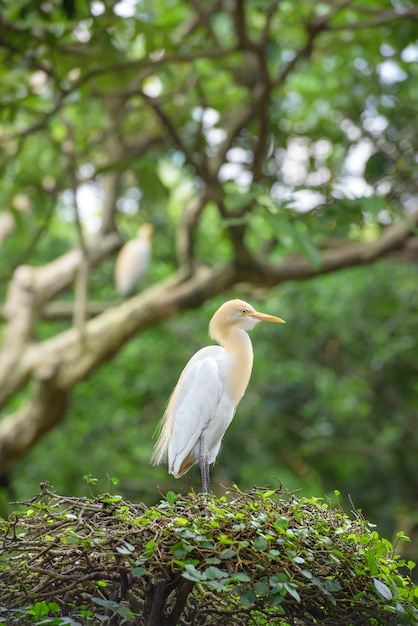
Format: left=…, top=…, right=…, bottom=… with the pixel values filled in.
left=114, top=223, right=153, bottom=295
left=152, top=299, right=285, bottom=493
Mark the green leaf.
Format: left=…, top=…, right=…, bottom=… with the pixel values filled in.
left=205, top=556, right=222, bottom=565
left=269, top=549, right=281, bottom=556
left=324, top=578, right=342, bottom=592
left=27, top=602, right=51, bottom=617
left=261, top=490, right=276, bottom=499
left=132, top=566, right=147, bottom=577
left=182, top=564, right=206, bottom=582
left=270, top=573, right=289, bottom=584
left=365, top=549, right=380, bottom=575
left=373, top=578, right=392, bottom=600
left=240, top=590, right=256, bottom=607
left=273, top=517, right=289, bottom=531
left=92, top=597, right=121, bottom=610
left=231, top=572, right=251, bottom=583
left=254, top=581, right=270, bottom=595
left=173, top=517, right=189, bottom=526
left=270, top=592, right=286, bottom=608
left=364, top=151, right=393, bottom=183
left=284, top=582, right=301, bottom=602
left=206, top=579, right=229, bottom=590
left=254, top=536, right=268, bottom=551
left=293, top=556, right=305, bottom=564
left=204, top=566, right=229, bottom=580
left=219, top=548, right=236, bottom=559
left=116, top=541, right=135, bottom=554
left=165, top=491, right=178, bottom=505
left=101, top=495, right=122, bottom=504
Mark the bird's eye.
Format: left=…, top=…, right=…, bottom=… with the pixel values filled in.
left=241, top=309, right=248, bottom=315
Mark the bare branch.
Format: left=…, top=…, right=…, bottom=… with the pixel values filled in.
left=0, top=301, right=116, bottom=321
left=233, top=0, right=250, bottom=49
left=184, top=0, right=222, bottom=44
left=272, top=0, right=352, bottom=88
left=141, top=92, right=202, bottom=176
left=259, top=0, right=283, bottom=44
left=176, top=192, right=208, bottom=271
left=66, top=145, right=89, bottom=344
left=328, top=6, right=418, bottom=30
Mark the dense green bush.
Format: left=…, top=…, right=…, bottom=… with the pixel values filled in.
left=1, top=484, right=417, bottom=625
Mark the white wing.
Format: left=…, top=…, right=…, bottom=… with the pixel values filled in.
left=153, top=346, right=236, bottom=478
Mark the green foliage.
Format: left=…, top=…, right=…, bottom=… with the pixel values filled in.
left=0, top=485, right=417, bottom=625
left=1, top=0, right=418, bottom=591
left=1, top=0, right=417, bottom=270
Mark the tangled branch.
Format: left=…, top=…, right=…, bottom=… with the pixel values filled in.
left=1, top=485, right=416, bottom=625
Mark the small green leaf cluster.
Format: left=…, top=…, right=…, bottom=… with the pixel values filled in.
left=0, top=485, right=417, bottom=625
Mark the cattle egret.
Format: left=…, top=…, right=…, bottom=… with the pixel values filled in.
left=152, top=299, right=285, bottom=493
left=114, top=223, right=153, bottom=295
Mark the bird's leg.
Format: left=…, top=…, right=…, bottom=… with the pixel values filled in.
left=199, top=455, right=210, bottom=493
left=198, top=439, right=210, bottom=493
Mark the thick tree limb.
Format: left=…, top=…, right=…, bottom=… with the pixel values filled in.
left=0, top=380, right=69, bottom=473
left=0, top=232, right=121, bottom=407
left=245, top=210, right=418, bottom=285
left=3, top=229, right=416, bottom=323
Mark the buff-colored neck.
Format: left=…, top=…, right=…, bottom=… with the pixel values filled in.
left=220, top=328, right=254, bottom=405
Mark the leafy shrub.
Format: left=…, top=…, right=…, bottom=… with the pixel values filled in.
left=0, top=484, right=417, bottom=625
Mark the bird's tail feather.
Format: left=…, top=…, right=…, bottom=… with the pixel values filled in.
left=151, top=409, right=171, bottom=466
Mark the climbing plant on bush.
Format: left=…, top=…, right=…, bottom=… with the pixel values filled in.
left=0, top=484, right=417, bottom=625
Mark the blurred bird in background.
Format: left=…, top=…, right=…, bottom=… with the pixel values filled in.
left=114, top=223, right=153, bottom=296
left=152, top=299, right=285, bottom=493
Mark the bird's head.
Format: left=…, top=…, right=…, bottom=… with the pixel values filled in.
left=209, top=299, right=285, bottom=343
left=137, top=223, right=154, bottom=240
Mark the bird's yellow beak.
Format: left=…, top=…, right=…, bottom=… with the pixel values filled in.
left=250, top=311, right=286, bottom=324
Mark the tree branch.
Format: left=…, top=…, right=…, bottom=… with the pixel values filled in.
left=246, top=208, right=418, bottom=286
left=0, top=378, right=69, bottom=473
left=0, top=232, right=121, bottom=408
left=176, top=191, right=208, bottom=271
left=328, top=6, right=418, bottom=31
